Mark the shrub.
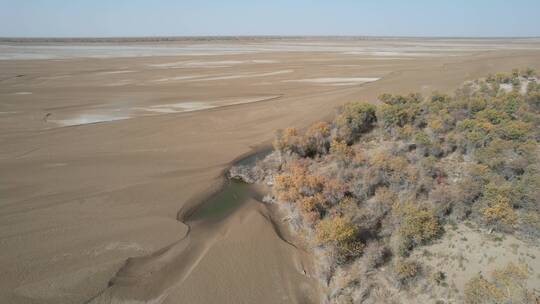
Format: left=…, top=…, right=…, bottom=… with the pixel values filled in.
left=364, top=241, right=389, bottom=270
left=337, top=240, right=365, bottom=261
left=476, top=109, right=509, bottom=125
left=482, top=195, right=517, bottom=230
left=497, top=120, right=531, bottom=141
left=520, top=67, right=535, bottom=78
left=427, top=116, right=445, bottom=133
left=372, top=186, right=396, bottom=215
left=394, top=259, right=420, bottom=286
left=330, top=139, right=354, bottom=163
left=468, top=97, right=487, bottom=113
left=367, top=151, right=413, bottom=190
left=316, top=216, right=358, bottom=245
left=525, top=91, right=540, bottom=111
left=301, top=121, right=331, bottom=157
left=430, top=91, right=452, bottom=104
left=273, top=127, right=301, bottom=154
left=298, top=193, right=326, bottom=214
left=335, top=102, right=377, bottom=143
left=464, top=263, right=533, bottom=304
left=396, top=203, right=441, bottom=246
left=379, top=93, right=422, bottom=105
left=495, top=73, right=511, bottom=84
left=378, top=103, right=418, bottom=132
left=274, top=173, right=301, bottom=202
left=464, top=276, right=504, bottom=304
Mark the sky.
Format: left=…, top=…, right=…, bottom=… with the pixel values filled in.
left=1, top=0, right=539, bottom=38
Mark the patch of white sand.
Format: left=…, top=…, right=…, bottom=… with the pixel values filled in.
left=96, top=70, right=136, bottom=75
left=283, top=77, right=380, bottom=86
left=252, top=59, right=279, bottom=63
left=152, top=75, right=206, bottom=82
left=51, top=95, right=280, bottom=127
left=52, top=114, right=130, bottom=126
left=141, top=102, right=214, bottom=113
left=14, top=92, right=32, bottom=95
left=191, top=70, right=293, bottom=81
left=499, top=77, right=537, bottom=94
left=140, top=96, right=280, bottom=114
left=148, top=59, right=278, bottom=69
left=103, top=80, right=134, bottom=87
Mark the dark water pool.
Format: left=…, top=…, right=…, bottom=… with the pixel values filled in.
left=188, top=179, right=252, bottom=221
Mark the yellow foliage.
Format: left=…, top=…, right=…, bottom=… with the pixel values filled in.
left=330, top=140, right=354, bottom=160
left=394, top=259, right=419, bottom=282
left=274, top=162, right=327, bottom=202
left=306, top=121, right=331, bottom=137
left=491, top=262, right=528, bottom=284
left=428, top=117, right=444, bottom=132
left=316, top=216, right=358, bottom=245
left=304, top=174, right=327, bottom=192
left=396, top=203, right=440, bottom=244
left=399, top=124, right=414, bottom=139
left=274, top=174, right=300, bottom=202
left=273, top=127, right=300, bottom=152
left=298, top=193, right=326, bottom=213
left=464, top=276, right=505, bottom=304
left=370, top=152, right=408, bottom=173
left=338, top=240, right=365, bottom=257
left=464, top=263, right=533, bottom=304
left=483, top=195, right=517, bottom=226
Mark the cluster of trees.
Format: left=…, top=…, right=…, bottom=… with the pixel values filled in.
left=268, top=69, right=539, bottom=302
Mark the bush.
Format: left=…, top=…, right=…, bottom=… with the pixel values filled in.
left=497, top=120, right=531, bottom=141
left=468, top=97, right=487, bottom=113
left=464, top=263, right=533, bottom=304
left=396, top=203, right=441, bottom=246
left=301, top=121, right=331, bottom=157
left=378, top=103, right=419, bottom=132
left=298, top=193, right=326, bottom=214
left=273, top=127, right=301, bottom=154
left=394, top=259, right=420, bottom=286
left=330, top=139, right=354, bottom=164
left=316, top=216, right=358, bottom=245
left=335, top=102, right=377, bottom=143
left=482, top=195, right=517, bottom=230
left=274, top=173, right=300, bottom=202
left=520, top=67, right=535, bottom=78
left=379, top=93, right=422, bottom=105
left=464, top=276, right=504, bottom=304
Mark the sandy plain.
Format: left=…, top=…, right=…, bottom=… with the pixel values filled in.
left=1, top=37, right=540, bottom=303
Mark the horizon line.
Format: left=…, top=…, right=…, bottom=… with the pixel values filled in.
left=1, top=35, right=540, bottom=42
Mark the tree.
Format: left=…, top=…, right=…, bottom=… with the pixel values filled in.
left=335, top=102, right=377, bottom=143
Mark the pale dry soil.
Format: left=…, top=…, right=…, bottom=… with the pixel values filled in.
left=1, top=38, right=540, bottom=303
left=409, top=224, right=540, bottom=303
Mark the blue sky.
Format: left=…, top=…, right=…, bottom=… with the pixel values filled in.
left=1, top=0, right=539, bottom=37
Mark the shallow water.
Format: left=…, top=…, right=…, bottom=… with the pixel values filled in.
left=188, top=179, right=253, bottom=221
left=188, top=149, right=271, bottom=222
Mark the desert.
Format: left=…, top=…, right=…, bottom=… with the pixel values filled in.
left=1, top=37, right=540, bottom=303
